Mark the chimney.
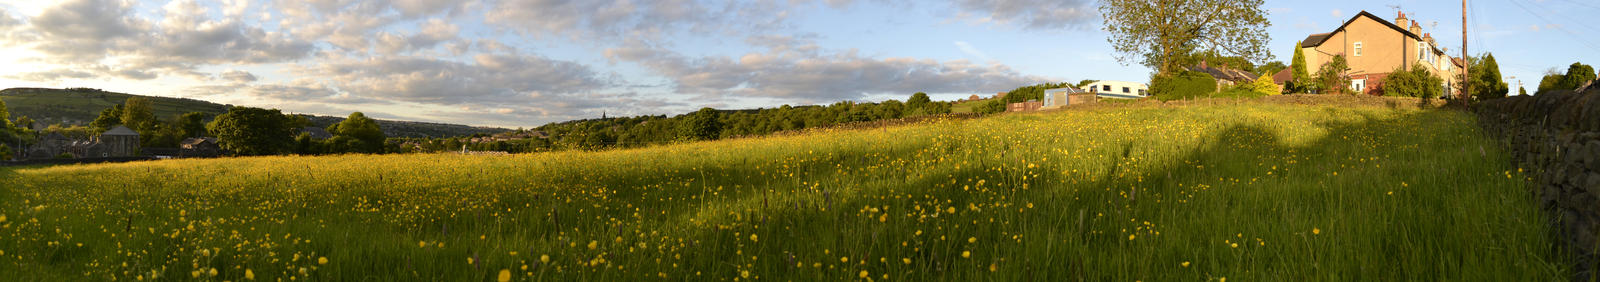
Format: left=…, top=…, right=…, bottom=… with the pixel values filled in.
left=1410, top=22, right=1421, bottom=35
left=1396, top=11, right=1408, bottom=29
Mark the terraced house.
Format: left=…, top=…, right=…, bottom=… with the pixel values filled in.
left=1301, top=11, right=1465, bottom=97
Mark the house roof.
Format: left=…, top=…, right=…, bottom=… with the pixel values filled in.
left=1272, top=69, right=1294, bottom=85
left=102, top=125, right=139, bottom=136
left=1190, top=62, right=1257, bottom=82
left=181, top=137, right=217, bottom=146
left=1302, top=11, right=1423, bottom=48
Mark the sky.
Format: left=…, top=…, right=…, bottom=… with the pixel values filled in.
left=0, top=0, right=1593, bottom=128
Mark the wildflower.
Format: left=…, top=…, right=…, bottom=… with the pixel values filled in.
left=968, top=237, right=977, bottom=243
left=588, top=241, right=598, bottom=250
left=841, top=257, right=849, bottom=263
left=902, top=258, right=911, bottom=264
left=741, top=270, right=750, bottom=278
left=1182, top=261, right=1190, bottom=267
left=750, top=234, right=758, bottom=242
left=469, top=257, right=476, bottom=264
left=319, top=257, right=328, bottom=265
left=1313, top=228, right=1320, bottom=235
left=419, top=241, right=427, bottom=248
left=859, top=270, right=869, bottom=278
left=1230, top=243, right=1238, bottom=248
left=498, top=269, right=511, bottom=282
left=962, top=251, right=971, bottom=258
left=245, top=269, right=255, bottom=280
left=540, top=255, right=550, bottom=263
left=989, top=263, right=997, bottom=272
left=1128, top=234, right=1136, bottom=240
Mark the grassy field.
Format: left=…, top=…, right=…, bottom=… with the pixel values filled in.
left=0, top=98, right=1566, bottom=280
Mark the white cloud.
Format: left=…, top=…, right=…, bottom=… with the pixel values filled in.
left=605, top=37, right=1053, bottom=104
left=954, top=0, right=1095, bottom=30
left=1330, top=9, right=1343, bottom=19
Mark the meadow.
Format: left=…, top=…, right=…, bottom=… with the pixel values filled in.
left=0, top=97, right=1567, bottom=281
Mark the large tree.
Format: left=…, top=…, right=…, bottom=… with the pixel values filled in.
left=327, top=112, right=386, bottom=153
left=1101, top=0, right=1273, bottom=75
left=1465, top=53, right=1509, bottom=100
left=90, top=105, right=123, bottom=130
left=207, top=107, right=295, bottom=156
left=680, top=108, right=722, bottom=141
left=120, top=97, right=156, bottom=132
left=175, top=112, right=210, bottom=138
left=1561, top=62, right=1596, bottom=90
left=0, top=97, right=11, bottom=130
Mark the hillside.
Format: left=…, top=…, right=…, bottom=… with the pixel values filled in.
left=0, top=88, right=508, bottom=138
left=0, top=97, right=1565, bottom=280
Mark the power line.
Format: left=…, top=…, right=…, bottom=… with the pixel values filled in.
left=1504, top=0, right=1600, bottom=54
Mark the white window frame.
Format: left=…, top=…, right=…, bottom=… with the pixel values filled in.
left=1351, top=79, right=1366, bottom=93
left=1353, top=42, right=1363, bottom=56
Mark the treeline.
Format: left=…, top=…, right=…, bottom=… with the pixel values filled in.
left=392, top=93, right=957, bottom=153
left=0, top=96, right=388, bottom=158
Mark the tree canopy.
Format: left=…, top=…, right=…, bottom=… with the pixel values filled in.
left=1537, top=62, right=1597, bottom=93
left=327, top=112, right=386, bottom=153
left=1290, top=40, right=1310, bottom=93
left=1100, top=0, right=1273, bottom=75
left=1464, top=53, right=1509, bottom=100
left=207, top=107, right=296, bottom=156
left=680, top=107, right=723, bottom=141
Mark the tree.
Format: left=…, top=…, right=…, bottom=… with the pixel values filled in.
left=1290, top=41, right=1309, bottom=93
left=1101, top=0, right=1273, bottom=75
left=0, top=97, right=11, bottom=130
left=14, top=116, right=33, bottom=130
left=1465, top=53, right=1509, bottom=100
left=327, top=112, right=385, bottom=153
left=1256, top=61, right=1288, bottom=77
left=120, top=97, right=157, bottom=132
left=90, top=105, right=123, bottom=130
left=975, top=100, right=1006, bottom=114
left=1519, top=86, right=1528, bottom=96
left=1538, top=69, right=1564, bottom=93
left=175, top=112, right=210, bottom=138
left=1561, top=62, right=1596, bottom=90
left=207, top=107, right=295, bottom=156
left=680, top=107, right=722, bottom=141
left=1314, top=55, right=1349, bottom=94
left=906, top=92, right=931, bottom=110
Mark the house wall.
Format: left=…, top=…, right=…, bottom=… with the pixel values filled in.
left=1306, top=14, right=1464, bottom=96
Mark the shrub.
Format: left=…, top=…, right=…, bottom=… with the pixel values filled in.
left=1381, top=65, right=1444, bottom=98
left=974, top=100, right=1006, bottom=114
left=1151, top=71, right=1217, bottom=101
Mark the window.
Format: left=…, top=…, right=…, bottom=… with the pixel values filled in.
left=1122, top=87, right=1130, bottom=93
left=1351, top=79, right=1366, bottom=93
left=1103, top=85, right=1112, bottom=92
left=1353, top=42, right=1362, bottom=56
left=1417, top=42, right=1426, bottom=62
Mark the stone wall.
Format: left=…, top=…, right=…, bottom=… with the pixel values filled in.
left=1475, top=89, right=1600, bottom=278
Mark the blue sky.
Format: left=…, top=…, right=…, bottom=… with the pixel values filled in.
left=0, top=0, right=1593, bottom=128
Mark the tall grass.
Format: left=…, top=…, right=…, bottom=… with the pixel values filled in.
left=0, top=100, right=1564, bottom=281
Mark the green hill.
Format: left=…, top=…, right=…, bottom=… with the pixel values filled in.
left=0, top=87, right=507, bottom=138
left=0, top=96, right=1565, bottom=280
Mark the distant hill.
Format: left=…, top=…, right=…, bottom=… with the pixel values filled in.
left=0, top=87, right=508, bottom=138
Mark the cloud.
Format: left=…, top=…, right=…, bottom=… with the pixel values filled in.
left=1330, top=9, right=1343, bottom=19
left=218, top=70, right=259, bottom=83
left=484, top=0, right=815, bottom=42
left=605, top=37, right=1053, bottom=104
left=297, top=54, right=613, bottom=106
left=954, top=0, right=1095, bottom=30
left=2, top=0, right=314, bottom=81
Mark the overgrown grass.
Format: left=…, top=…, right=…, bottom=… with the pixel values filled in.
left=0, top=99, right=1564, bottom=280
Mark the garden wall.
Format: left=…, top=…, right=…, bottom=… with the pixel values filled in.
left=1475, top=89, right=1600, bottom=278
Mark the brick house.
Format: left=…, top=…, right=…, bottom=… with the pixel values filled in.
left=1300, top=11, right=1464, bottom=97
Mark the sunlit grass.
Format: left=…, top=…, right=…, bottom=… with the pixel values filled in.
left=0, top=100, right=1564, bottom=280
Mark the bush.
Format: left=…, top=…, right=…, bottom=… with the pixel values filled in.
left=1151, top=71, right=1217, bottom=101
left=1381, top=65, right=1444, bottom=98
left=974, top=100, right=1006, bottom=114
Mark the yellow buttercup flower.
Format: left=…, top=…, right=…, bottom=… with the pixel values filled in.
left=318, top=257, right=328, bottom=265
left=962, top=251, right=971, bottom=258
left=859, top=270, right=869, bottom=278
left=497, top=269, right=511, bottom=282
left=1313, top=228, right=1321, bottom=235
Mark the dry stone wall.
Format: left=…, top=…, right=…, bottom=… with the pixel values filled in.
left=1475, top=89, right=1600, bottom=278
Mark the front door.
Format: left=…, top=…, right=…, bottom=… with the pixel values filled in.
left=1351, top=79, right=1366, bottom=94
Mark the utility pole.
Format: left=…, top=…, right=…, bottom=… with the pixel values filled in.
left=1462, top=0, right=1470, bottom=102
